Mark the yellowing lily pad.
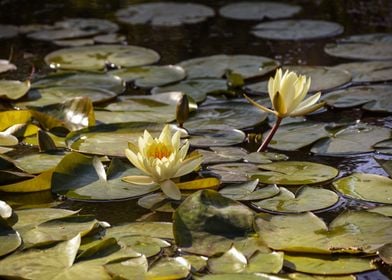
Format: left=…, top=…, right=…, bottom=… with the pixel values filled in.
left=251, top=161, right=338, bottom=185
left=333, top=173, right=392, bottom=204
left=45, top=45, right=160, bottom=71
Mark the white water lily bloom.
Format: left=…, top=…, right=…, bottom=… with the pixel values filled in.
left=123, top=125, right=203, bottom=200
left=245, top=68, right=324, bottom=118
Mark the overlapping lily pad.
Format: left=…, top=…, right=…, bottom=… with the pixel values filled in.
left=110, top=65, right=186, bottom=88
left=189, top=128, right=246, bottom=147
left=251, top=161, right=338, bottom=185
left=0, top=80, right=30, bottom=100
left=323, top=85, right=392, bottom=113
left=219, top=180, right=280, bottom=201
left=207, top=162, right=260, bottom=183
left=115, top=2, right=214, bottom=26
left=324, top=33, right=392, bottom=60
left=333, top=173, right=392, bottom=204
left=252, top=186, right=339, bottom=213
left=219, top=2, right=301, bottom=21
left=178, top=55, right=279, bottom=79
left=45, top=45, right=160, bottom=71
left=0, top=223, right=21, bottom=257
left=13, top=152, right=66, bottom=174
left=331, top=61, right=392, bottom=83
left=252, top=20, right=343, bottom=40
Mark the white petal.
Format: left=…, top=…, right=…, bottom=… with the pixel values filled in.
left=171, top=130, right=181, bottom=150
left=122, top=175, right=156, bottom=185
left=174, top=154, right=203, bottom=178
left=0, top=200, right=12, bottom=219
left=160, top=180, right=182, bottom=200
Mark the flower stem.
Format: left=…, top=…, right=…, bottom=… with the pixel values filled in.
left=257, top=117, right=283, bottom=152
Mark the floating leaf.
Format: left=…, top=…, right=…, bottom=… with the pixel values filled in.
left=138, top=192, right=179, bottom=212
left=45, top=45, right=160, bottom=71
left=284, top=253, right=376, bottom=275
left=115, top=3, right=214, bottom=26
left=194, top=273, right=287, bottom=280
left=333, top=173, right=392, bottom=204
left=0, top=169, right=53, bottom=192
left=145, top=257, right=191, bottom=280
left=252, top=186, right=339, bottom=213
left=332, top=61, right=392, bottom=83
left=0, top=80, right=30, bottom=100
left=367, top=205, right=392, bottom=217
left=105, top=255, right=148, bottom=280
left=105, top=222, right=174, bottom=240
left=220, top=180, right=280, bottom=201
left=0, top=24, right=18, bottom=39
left=95, top=109, right=175, bottom=124
left=219, top=2, right=301, bottom=20
left=111, top=65, right=186, bottom=88
left=252, top=20, right=343, bottom=40
left=208, top=246, right=248, bottom=274
left=177, top=177, right=220, bottom=190
left=243, top=152, right=289, bottom=164
left=324, top=33, right=392, bottom=60
left=197, top=147, right=248, bottom=164
left=207, top=162, right=260, bottom=183
left=51, top=153, right=159, bottom=200
left=178, top=55, right=278, bottom=79
left=189, top=128, right=246, bottom=147
left=0, top=110, right=33, bottom=131
left=0, top=222, right=21, bottom=257
left=115, top=235, right=170, bottom=257
left=13, top=152, right=66, bottom=174
left=288, top=273, right=355, bottom=280
left=378, top=243, right=392, bottom=265
left=245, top=251, right=284, bottom=274
left=252, top=161, right=338, bottom=185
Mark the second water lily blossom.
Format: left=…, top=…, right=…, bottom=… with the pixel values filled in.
left=122, top=125, right=203, bottom=200
left=244, top=68, right=325, bottom=152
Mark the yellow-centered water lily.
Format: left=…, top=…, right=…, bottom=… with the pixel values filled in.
left=122, top=125, right=203, bottom=200
left=244, top=68, right=324, bottom=118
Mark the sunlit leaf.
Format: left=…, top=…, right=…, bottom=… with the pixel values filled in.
left=0, top=169, right=53, bottom=192
left=0, top=80, right=30, bottom=100
left=220, top=180, right=280, bottom=201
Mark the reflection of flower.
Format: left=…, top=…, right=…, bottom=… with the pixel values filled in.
left=244, top=69, right=325, bottom=152
left=123, top=125, right=203, bottom=200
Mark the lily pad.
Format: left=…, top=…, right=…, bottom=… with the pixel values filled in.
left=0, top=169, right=53, bottom=192
left=252, top=20, right=343, bottom=40
left=219, top=2, right=301, bottom=21
left=197, top=147, right=248, bottom=164
left=95, top=109, right=175, bottom=124
left=178, top=55, right=278, bottom=79
left=116, top=235, right=170, bottom=257
left=252, top=186, right=339, bottom=213
left=247, top=66, right=351, bottom=94
left=138, top=192, right=179, bottom=213
left=323, top=85, right=392, bottom=113
left=0, top=24, right=18, bottom=39
left=115, top=2, right=214, bottom=26
left=106, top=222, right=174, bottom=240
left=32, top=72, right=125, bottom=94
left=333, top=173, right=392, bottom=204
left=0, top=80, right=30, bottom=100
left=207, top=246, right=247, bottom=274
left=284, top=253, right=376, bottom=275
left=367, top=205, right=392, bottom=217
left=52, top=153, right=159, bottom=200
left=243, top=152, right=289, bottom=164
left=331, top=61, right=392, bottom=83
left=45, top=45, right=160, bottom=71
left=255, top=211, right=392, bottom=254
left=311, top=123, right=391, bottom=155
left=219, top=180, right=280, bottom=201
left=195, top=274, right=287, bottom=280
left=0, top=223, right=21, bottom=257
left=252, top=161, right=338, bottom=185
left=111, top=65, right=186, bottom=88
left=145, top=257, right=191, bottom=279
left=152, top=78, right=227, bottom=103
left=189, top=128, right=246, bottom=147
left=324, top=33, right=392, bottom=60
left=207, top=162, right=260, bottom=183
left=378, top=243, right=392, bottom=265
left=288, top=274, right=355, bottom=280
left=13, top=152, right=66, bottom=174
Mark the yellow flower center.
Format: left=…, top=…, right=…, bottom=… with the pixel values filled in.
left=147, top=142, right=172, bottom=159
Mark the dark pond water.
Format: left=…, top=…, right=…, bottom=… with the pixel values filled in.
left=0, top=0, right=392, bottom=279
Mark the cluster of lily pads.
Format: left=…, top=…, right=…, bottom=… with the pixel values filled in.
left=0, top=1, right=392, bottom=279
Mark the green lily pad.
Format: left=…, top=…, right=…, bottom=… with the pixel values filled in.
left=27, top=18, right=118, bottom=41
left=16, top=86, right=117, bottom=108
left=186, top=100, right=268, bottom=130
left=367, top=205, right=392, bottom=217
left=110, top=65, right=186, bottom=88
left=138, top=192, right=179, bottom=212
left=284, top=253, right=376, bottom=275
left=0, top=80, right=30, bottom=100
left=207, top=162, right=260, bottom=183
left=379, top=243, right=392, bottom=265
left=208, top=246, right=247, bottom=274
left=252, top=20, right=343, bottom=40
left=247, top=66, right=351, bottom=94
left=332, top=61, right=392, bottom=83
left=189, top=128, right=246, bottom=147
left=105, top=255, right=148, bottom=280
left=66, top=122, right=180, bottom=157
left=195, top=273, right=287, bottom=280
left=0, top=24, right=18, bottom=39
left=252, top=161, right=338, bottom=185
left=219, top=2, right=301, bottom=20
left=45, top=45, right=160, bottom=71
left=115, top=3, right=214, bottom=26
left=252, top=186, right=339, bottom=213
left=333, top=173, right=392, bottom=204
left=255, top=211, right=392, bottom=254
left=116, top=235, right=170, bottom=257
left=52, top=153, right=159, bottom=200
left=246, top=251, right=284, bottom=274
left=324, top=33, right=392, bottom=60
left=288, top=274, right=355, bottom=280
left=0, top=234, right=81, bottom=280
left=178, top=55, right=278, bottom=79
left=0, top=223, right=21, bottom=257
left=219, top=180, right=280, bottom=201
left=152, top=78, right=227, bottom=103
left=13, top=152, right=66, bottom=174
left=323, top=85, right=392, bottom=113
left=197, top=147, right=248, bottom=164
left=243, top=152, right=289, bottom=164
left=23, top=131, right=66, bottom=148
left=105, top=222, right=174, bottom=240
left=311, top=123, right=391, bottom=155
left=145, top=257, right=191, bottom=279
left=95, top=109, right=175, bottom=124
left=32, top=72, right=125, bottom=94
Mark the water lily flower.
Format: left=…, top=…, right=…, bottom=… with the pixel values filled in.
left=122, top=125, right=203, bottom=200
left=244, top=68, right=325, bottom=152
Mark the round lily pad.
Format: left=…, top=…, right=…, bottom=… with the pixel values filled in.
left=110, top=65, right=186, bottom=88
left=207, top=163, right=260, bottom=183
left=45, top=45, right=160, bottom=71
left=95, top=108, right=175, bottom=124
left=252, top=161, right=338, bottom=185
left=331, top=61, right=392, bottom=83
left=247, top=66, right=351, bottom=94
left=323, top=85, right=392, bottom=113
left=324, top=33, right=392, bottom=60
left=0, top=224, right=21, bottom=257
left=32, top=72, right=125, bottom=94
left=252, top=186, right=339, bottom=213
left=0, top=24, right=18, bottom=39
left=219, top=2, right=301, bottom=21
left=189, top=128, right=246, bottom=147
left=252, top=20, right=343, bottom=40
left=333, top=173, right=392, bottom=204
left=115, top=2, right=214, bottom=26
left=179, top=55, right=278, bottom=79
